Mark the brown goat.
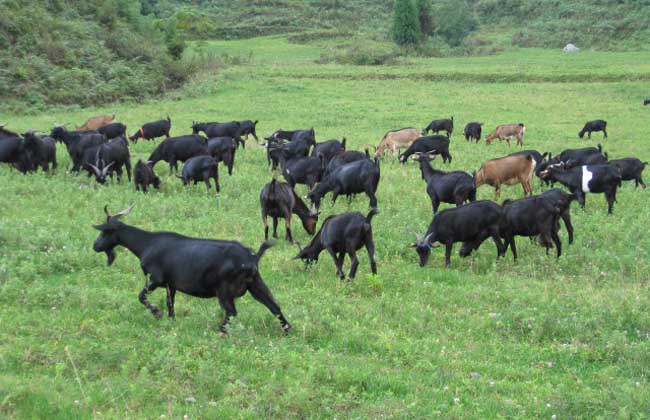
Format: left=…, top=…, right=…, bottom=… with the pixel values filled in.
left=77, top=115, right=116, bottom=131
left=485, top=123, right=526, bottom=146
left=374, top=128, right=420, bottom=157
left=474, top=154, right=536, bottom=199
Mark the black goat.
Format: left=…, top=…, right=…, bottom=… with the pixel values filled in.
left=645, top=99, right=650, bottom=106
left=410, top=200, right=505, bottom=268
left=82, top=136, right=131, bottom=184
left=207, top=137, right=237, bottom=176
left=22, top=130, right=57, bottom=172
left=307, top=157, right=380, bottom=210
left=414, top=153, right=476, bottom=213
left=311, top=138, right=346, bottom=165
left=423, top=116, right=454, bottom=138
left=92, top=205, right=290, bottom=335
left=260, top=179, right=319, bottom=242
left=148, top=134, right=208, bottom=174
left=177, top=155, right=220, bottom=193
left=134, top=160, right=161, bottom=193
left=609, top=158, right=647, bottom=188
left=399, top=135, right=452, bottom=164
left=192, top=121, right=245, bottom=148
left=464, top=122, right=482, bottom=142
left=130, top=117, right=171, bottom=143
left=540, top=162, right=621, bottom=214
left=98, top=122, right=127, bottom=140
left=238, top=120, right=259, bottom=141
left=50, top=125, right=106, bottom=172
left=295, top=209, right=378, bottom=280
left=0, top=126, right=35, bottom=173
left=579, top=120, right=608, bottom=139
left=324, top=149, right=370, bottom=177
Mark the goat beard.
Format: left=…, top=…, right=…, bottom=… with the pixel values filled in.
left=105, top=248, right=116, bottom=266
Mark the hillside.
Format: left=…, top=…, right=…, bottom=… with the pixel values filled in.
left=0, top=0, right=186, bottom=111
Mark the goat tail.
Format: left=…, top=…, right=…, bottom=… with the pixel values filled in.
left=166, top=115, right=171, bottom=122
left=255, top=240, right=276, bottom=265
left=365, top=207, right=378, bottom=223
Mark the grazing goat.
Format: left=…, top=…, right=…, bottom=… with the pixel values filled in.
left=307, top=157, right=380, bottom=210
left=374, top=128, right=420, bottom=158
left=608, top=158, right=647, bottom=188
left=192, top=121, right=245, bottom=148
left=207, top=137, right=237, bottom=176
left=130, top=117, right=171, bottom=143
left=464, top=122, right=482, bottom=142
left=644, top=99, right=650, bottom=106
left=147, top=134, right=208, bottom=174
left=177, top=155, right=220, bottom=193
left=276, top=153, right=324, bottom=191
left=98, top=122, right=127, bottom=140
left=423, top=116, right=453, bottom=138
left=77, top=115, right=115, bottom=131
left=414, top=153, right=475, bottom=213
left=92, top=205, right=290, bottom=335
left=324, top=149, right=369, bottom=177
left=410, top=200, right=505, bottom=268
left=312, top=138, right=346, bottom=165
left=399, top=135, right=451, bottom=163
left=295, top=209, right=378, bottom=280
left=474, top=154, right=536, bottom=199
left=579, top=120, right=607, bottom=139
left=260, top=179, right=319, bottom=242
left=485, top=123, right=526, bottom=146
left=540, top=162, right=621, bottom=214
left=134, top=160, right=161, bottom=193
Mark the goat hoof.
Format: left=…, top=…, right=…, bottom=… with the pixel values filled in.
left=152, top=308, right=162, bottom=319
left=282, top=324, right=291, bottom=334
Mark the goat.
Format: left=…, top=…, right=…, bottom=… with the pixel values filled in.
left=50, top=125, right=106, bottom=172
left=192, top=121, right=245, bottom=148
left=92, top=205, right=290, bottom=335
left=324, top=149, right=370, bottom=177
left=423, top=116, right=453, bottom=138
left=148, top=134, right=208, bottom=174
left=374, top=128, right=420, bottom=158
left=579, top=120, right=607, bottom=139
left=130, top=117, right=171, bottom=143
left=260, top=179, right=319, bottom=242
left=410, top=200, right=505, bottom=268
left=295, top=209, right=378, bottom=280
left=311, top=138, right=346, bottom=165
left=399, top=135, right=451, bottom=164
left=82, top=136, right=131, bottom=184
left=539, top=162, right=621, bottom=214
left=413, top=153, right=476, bottom=213
left=464, top=122, right=482, bottom=142
left=207, top=137, right=237, bottom=176
left=177, top=155, right=220, bottom=194
left=485, top=123, right=526, bottom=147
left=307, top=157, right=380, bottom=210
left=608, top=158, right=647, bottom=188
left=77, top=114, right=115, bottom=131
left=134, top=160, right=161, bottom=193
left=474, top=154, right=536, bottom=199
left=98, top=122, right=127, bottom=140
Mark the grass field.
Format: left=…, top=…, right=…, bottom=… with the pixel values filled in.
left=1, top=37, right=650, bottom=419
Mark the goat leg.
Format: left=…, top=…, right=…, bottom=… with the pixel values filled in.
left=248, top=275, right=291, bottom=334
left=139, top=283, right=162, bottom=319
left=166, top=286, right=176, bottom=318
left=217, top=296, right=237, bottom=336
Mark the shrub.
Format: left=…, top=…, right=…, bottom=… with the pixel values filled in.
left=335, top=43, right=400, bottom=66
left=434, top=0, right=478, bottom=47
left=416, top=0, right=434, bottom=37
left=392, top=0, right=421, bottom=46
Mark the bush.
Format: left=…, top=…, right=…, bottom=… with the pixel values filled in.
left=416, top=0, right=434, bottom=37
left=334, top=43, right=400, bottom=65
left=434, top=0, right=478, bottom=47
left=392, top=0, right=421, bottom=46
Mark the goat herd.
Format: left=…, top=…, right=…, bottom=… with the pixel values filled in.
left=1, top=108, right=648, bottom=335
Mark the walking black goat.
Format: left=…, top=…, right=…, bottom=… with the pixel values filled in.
left=295, top=209, right=378, bottom=280
left=92, top=205, right=290, bottom=335
left=413, top=153, right=476, bottom=213
left=307, top=157, right=380, bottom=210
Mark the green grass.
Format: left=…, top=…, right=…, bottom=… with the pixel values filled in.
left=1, top=38, right=650, bottom=418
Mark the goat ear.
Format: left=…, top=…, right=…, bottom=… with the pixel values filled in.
left=408, top=242, right=417, bottom=248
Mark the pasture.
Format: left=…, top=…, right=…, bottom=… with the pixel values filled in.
left=1, top=37, right=649, bottom=418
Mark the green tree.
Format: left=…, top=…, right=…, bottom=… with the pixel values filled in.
left=165, top=19, right=186, bottom=60
left=392, top=0, right=421, bottom=46
left=416, top=0, right=434, bottom=37
left=434, top=0, right=478, bottom=46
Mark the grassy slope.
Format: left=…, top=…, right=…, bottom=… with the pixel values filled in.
left=1, top=39, right=650, bottom=418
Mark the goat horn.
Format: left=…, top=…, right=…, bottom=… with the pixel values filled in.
left=113, top=204, right=135, bottom=219
left=412, top=231, right=422, bottom=242
left=104, top=205, right=112, bottom=218
left=102, top=161, right=115, bottom=176
left=423, top=232, right=434, bottom=243
left=87, top=163, right=101, bottom=177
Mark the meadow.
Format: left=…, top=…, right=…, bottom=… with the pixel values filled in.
left=1, top=37, right=649, bottom=418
